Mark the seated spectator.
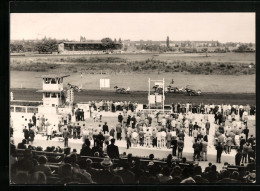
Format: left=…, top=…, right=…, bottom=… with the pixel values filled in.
left=28, top=171, right=47, bottom=184
left=84, top=159, right=100, bottom=183
left=231, top=171, right=240, bottom=181
left=217, top=170, right=239, bottom=183
left=13, top=172, right=28, bottom=184
left=14, top=149, right=38, bottom=174
left=111, top=175, right=124, bottom=184
left=98, top=157, right=117, bottom=184
left=166, top=176, right=182, bottom=184
left=34, top=155, right=52, bottom=176
left=116, top=162, right=136, bottom=184
left=180, top=177, right=196, bottom=183
left=158, top=167, right=172, bottom=183
left=57, top=163, right=80, bottom=184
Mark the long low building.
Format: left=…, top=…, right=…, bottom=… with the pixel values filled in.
left=58, top=41, right=122, bottom=53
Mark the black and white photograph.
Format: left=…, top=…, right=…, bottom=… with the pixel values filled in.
left=9, top=12, right=256, bottom=184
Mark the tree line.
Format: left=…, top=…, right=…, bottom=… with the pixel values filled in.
left=10, top=37, right=123, bottom=54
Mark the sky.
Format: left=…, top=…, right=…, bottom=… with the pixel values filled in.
left=10, top=13, right=255, bottom=43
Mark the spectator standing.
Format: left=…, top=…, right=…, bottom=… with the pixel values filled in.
left=161, top=130, right=166, bottom=148
left=216, top=142, right=223, bottom=163
left=139, top=129, right=144, bottom=146
left=201, top=139, right=208, bottom=161
left=177, top=137, right=184, bottom=159
left=80, top=139, right=92, bottom=156
left=32, top=113, right=36, bottom=126
left=107, top=138, right=120, bottom=159
left=226, top=136, right=232, bottom=154
left=166, top=130, right=172, bottom=149
left=118, top=113, right=123, bottom=124
left=235, top=149, right=242, bottom=166
left=145, top=129, right=151, bottom=148
left=23, top=126, right=30, bottom=144
left=116, top=123, right=122, bottom=140
left=46, top=124, right=53, bottom=141
left=103, top=122, right=109, bottom=134
left=242, top=142, right=250, bottom=163
left=188, top=121, right=193, bottom=137
left=63, top=127, right=70, bottom=147
left=193, top=139, right=200, bottom=161
left=242, top=127, right=249, bottom=142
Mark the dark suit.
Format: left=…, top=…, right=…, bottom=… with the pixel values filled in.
left=32, top=115, right=36, bottom=126
left=107, top=144, right=119, bottom=159
left=118, top=115, right=123, bottom=123
left=80, top=146, right=92, bottom=156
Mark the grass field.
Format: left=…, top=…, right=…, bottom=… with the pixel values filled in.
left=10, top=52, right=255, bottom=75
left=10, top=52, right=256, bottom=93
left=10, top=52, right=255, bottom=63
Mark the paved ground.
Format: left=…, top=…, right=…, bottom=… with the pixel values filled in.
left=12, top=112, right=255, bottom=172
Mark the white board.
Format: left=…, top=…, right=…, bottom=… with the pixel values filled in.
left=149, top=95, right=156, bottom=104
left=100, top=79, right=110, bottom=88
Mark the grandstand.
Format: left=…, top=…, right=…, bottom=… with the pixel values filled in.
left=58, top=41, right=122, bottom=53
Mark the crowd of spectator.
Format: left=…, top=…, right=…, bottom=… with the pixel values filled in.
left=10, top=142, right=256, bottom=184
left=11, top=101, right=256, bottom=184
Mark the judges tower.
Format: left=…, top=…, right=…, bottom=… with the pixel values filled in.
left=36, top=74, right=70, bottom=107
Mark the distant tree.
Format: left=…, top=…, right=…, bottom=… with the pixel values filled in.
left=114, top=38, right=117, bottom=42
left=166, top=36, right=169, bottom=48
left=35, top=38, right=58, bottom=54
left=235, top=44, right=250, bottom=52
left=118, top=38, right=122, bottom=43
left=101, top=37, right=114, bottom=52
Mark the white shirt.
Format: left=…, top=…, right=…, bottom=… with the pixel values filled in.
left=170, top=131, right=176, bottom=137
left=161, top=131, right=166, bottom=138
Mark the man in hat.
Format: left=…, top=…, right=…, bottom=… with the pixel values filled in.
left=98, top=157, right=116, bottom=184
left=107, top=138, right=119, bottom=159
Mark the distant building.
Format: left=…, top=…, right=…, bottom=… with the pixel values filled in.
left=58, top=41, right=122, bottom=53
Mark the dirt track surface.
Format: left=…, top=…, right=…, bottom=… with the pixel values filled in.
left=10, top=88, right=255, bottom=105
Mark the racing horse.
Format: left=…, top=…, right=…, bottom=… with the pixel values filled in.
left=153, top=85, right=167, bottom=95
left=67, top=83, right=81, bottom=92
left=185, top=87, right=201, bottom=96
left=114, top=86, right=130, bottom=94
